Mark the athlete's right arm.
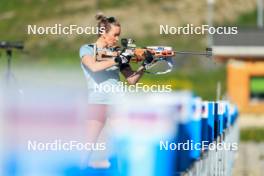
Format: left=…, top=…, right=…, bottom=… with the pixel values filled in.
left=81, top=54, right=117, bottom=72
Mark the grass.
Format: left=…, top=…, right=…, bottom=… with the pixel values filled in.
left=0, top=0, right=258, bottom=100
left=223, top=9, right=258, bottom=27
left=139, top=66, right=226, bottom=101
left=250, top=77, right=264, bottom=93
left=97, top=0, right=133, bottom=9
left=236, top=9, right=258, bottom=27
left=240, top=128, right=264, bottom=142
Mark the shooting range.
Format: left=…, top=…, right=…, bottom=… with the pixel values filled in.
left=0, top=0, right=264, bottom=176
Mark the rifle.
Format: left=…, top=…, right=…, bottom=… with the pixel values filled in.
left=100, top=38, right=213, bottom=75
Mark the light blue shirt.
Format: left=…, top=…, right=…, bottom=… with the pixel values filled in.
left=79, top=44, right=121, bottom=104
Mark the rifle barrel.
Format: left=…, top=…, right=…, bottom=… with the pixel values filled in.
left=174, top=50, right=212, bottom=57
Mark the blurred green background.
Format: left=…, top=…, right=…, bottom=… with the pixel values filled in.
left=0, top=0, right=260, bottom=100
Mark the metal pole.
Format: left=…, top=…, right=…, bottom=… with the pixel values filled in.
left=5, top=50, right=12, bottom=85
left=257, top=0, right=263, bottom=28
left=216, top=81, right=221, bottom=101
left=207, top=0, right=215, bottom=47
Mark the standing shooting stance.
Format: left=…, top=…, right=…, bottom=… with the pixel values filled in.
left=79, top=13, right=153, bottom=168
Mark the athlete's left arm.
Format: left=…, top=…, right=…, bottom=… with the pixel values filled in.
left=120, top=65, right=145, bottom=85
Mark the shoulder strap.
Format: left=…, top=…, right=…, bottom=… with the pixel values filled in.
left=87, top=43, right=97, bottom=57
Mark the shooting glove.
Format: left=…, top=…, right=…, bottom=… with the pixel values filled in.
left=114, top=53, right=131, bottom=65
left=142, top=50, right=154, bottom=68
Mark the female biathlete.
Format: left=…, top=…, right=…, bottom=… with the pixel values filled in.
left=79, top=13, right=153, bottom=168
